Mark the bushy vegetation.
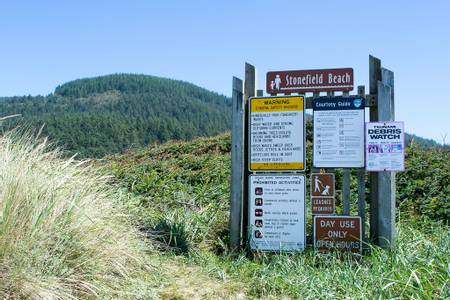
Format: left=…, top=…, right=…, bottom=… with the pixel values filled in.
left=397, top=143, right=449, bottom=222
left=106, top=132, right=449, bottom=299
left=108, top=134, right=231, bottom=254
left=0, top=131, right=155, bottom=299
left=0, top=74, right=231, bottom=157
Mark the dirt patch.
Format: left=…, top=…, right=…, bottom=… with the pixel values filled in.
left=154, top=256, right=246, bottom=300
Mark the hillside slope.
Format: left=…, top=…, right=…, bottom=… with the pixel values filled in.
left=0, top=74, right=231, bottom=157
left=105, top=133, right=449, bottom=299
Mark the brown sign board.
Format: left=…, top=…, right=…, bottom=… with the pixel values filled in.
left=311, top=173, right=335, bottom=197
left=311, top=197, right=335, bottom=215
left=266, top=68, right=354, bottom=94
left=314, top=216, right=362, bottom=254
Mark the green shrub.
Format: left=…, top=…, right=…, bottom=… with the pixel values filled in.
left=397, top=143, right=449, bottom=222
left=108, top=134, right=231, bottom=253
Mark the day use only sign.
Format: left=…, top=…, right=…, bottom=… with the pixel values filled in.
left=366, top=122, right=405, bottom=171
left=314, top=216, right=362, bottom=254
left=249, top=174, right=306, bottom=251
left=249, top=96, right=305, bottom=171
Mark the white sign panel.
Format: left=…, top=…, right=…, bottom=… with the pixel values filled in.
left=366, top=122, right=405, bottom=171
left=249, top=96, right=305, bottom=171
left=313, top=97, right=365, bottom=168
left=249, top=174, right=306, bottom=251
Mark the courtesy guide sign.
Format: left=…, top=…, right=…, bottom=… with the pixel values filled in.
left=313, top=97, right=365, bottom=168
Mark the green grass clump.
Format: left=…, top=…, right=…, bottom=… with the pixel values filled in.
left=0, top=131, right=155, bottom=299
left=148, top=215, right=190, bottom=254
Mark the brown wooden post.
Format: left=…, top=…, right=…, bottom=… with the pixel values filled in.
left=243, top=63, right=256, bottom=246
left=369, top=55, right=381, bottom=244
left=376, top=69, right=396, bottom=248
left=369, top=55, right=396, bottom=249
left=230, top=77, right=244, bottom=250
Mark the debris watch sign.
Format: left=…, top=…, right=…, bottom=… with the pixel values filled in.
left=266, top=68, right=354, bottom=94
left=366, top=122, right=405, bottom=172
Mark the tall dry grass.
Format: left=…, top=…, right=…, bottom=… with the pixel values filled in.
left=0, top=131, right=154, bottom=299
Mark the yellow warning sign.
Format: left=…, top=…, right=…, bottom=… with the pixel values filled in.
left=251, top=96, right=304, bottom=112
left=249, top=96, right=305, bottom=172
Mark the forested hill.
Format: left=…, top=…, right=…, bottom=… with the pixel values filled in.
left=405, top=133, right=441, bottom=148
left=0, top=74, right=231, bottom=157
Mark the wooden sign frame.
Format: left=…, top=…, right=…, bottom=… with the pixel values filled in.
left=230, top=55, right=396, bottom=252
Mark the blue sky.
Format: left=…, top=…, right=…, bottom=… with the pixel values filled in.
left=1, top=1, right=449, bottom=142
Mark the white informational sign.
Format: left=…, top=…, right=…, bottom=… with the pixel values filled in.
left=249, top=174, right=306, bottom=251
left=366, top=122, right=405, bottom=172
left=313, top=97, right=365, bottom=168
left=249, top=96, right=305, bottom=171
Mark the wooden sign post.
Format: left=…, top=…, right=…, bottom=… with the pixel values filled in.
left=230, top=77, right=244, bottom=250
left=369, top=56, right=396, bottom=249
